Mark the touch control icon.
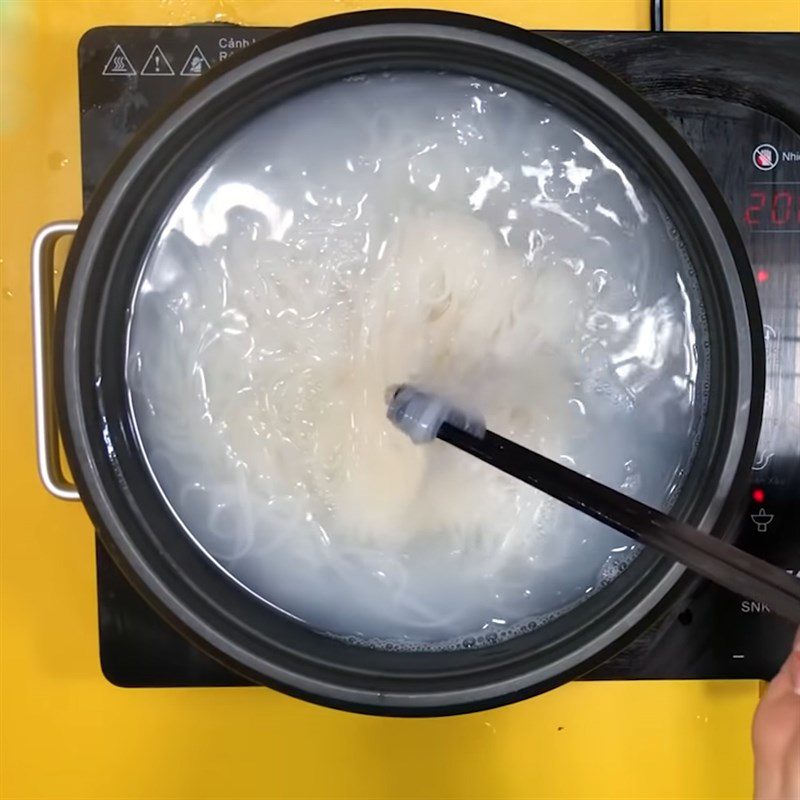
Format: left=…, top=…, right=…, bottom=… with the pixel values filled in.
left=751, top=508, right=774, bottom=533
left=752, top=143, right=778, bottom=171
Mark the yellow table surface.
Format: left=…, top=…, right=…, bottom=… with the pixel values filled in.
left=2, top=2, right=799, bottom=798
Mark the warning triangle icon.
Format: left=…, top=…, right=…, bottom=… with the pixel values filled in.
left=141, top=45, right=174, bottom=76
left=102, top=44, right=136, bottom=76
left=180, top=45, right=211, bottom=77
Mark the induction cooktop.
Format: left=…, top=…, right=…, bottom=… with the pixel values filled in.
left=77, top=25, right=800, bottom=687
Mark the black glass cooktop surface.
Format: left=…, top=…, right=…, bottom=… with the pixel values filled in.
left=77, top=26, right=800, bottom=687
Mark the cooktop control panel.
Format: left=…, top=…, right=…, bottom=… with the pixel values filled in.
left=78, top=27, right=800, bottom=687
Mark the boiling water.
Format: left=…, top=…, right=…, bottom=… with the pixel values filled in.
left=127, top=72, right=707, bottom=648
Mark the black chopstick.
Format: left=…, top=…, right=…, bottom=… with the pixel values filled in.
left=437, top=421, right=800, bottom=625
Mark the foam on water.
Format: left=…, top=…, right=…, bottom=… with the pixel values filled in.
left=127, top=72, right=707, bottom=649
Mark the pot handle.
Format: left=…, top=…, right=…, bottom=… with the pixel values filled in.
left=31, top=221, right=80, bottom=500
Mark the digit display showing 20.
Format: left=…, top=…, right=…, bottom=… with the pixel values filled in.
left=744, top=187, right=800, bottom=229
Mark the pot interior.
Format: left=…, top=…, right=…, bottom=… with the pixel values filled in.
left=125, top=68, right=709, bottom=651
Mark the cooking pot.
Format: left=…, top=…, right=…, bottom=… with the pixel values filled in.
left=32, top=10, right=763, bottom=715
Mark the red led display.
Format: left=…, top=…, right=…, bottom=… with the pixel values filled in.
left=752, top=487, right=765, bottom=503
left=744, top=188, right=800, bottom=228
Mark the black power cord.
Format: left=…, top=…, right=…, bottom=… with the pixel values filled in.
left=651, top=0, right=664, bottom=31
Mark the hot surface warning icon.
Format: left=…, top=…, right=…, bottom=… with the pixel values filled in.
left=102, top=44, right=136, bottom=76
left=180, top=45, right=211, bottom=76
left=141, top=45, right=174, bottom=76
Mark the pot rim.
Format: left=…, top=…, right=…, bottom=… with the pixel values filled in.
left=56, top=10, right=764, bottom=715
